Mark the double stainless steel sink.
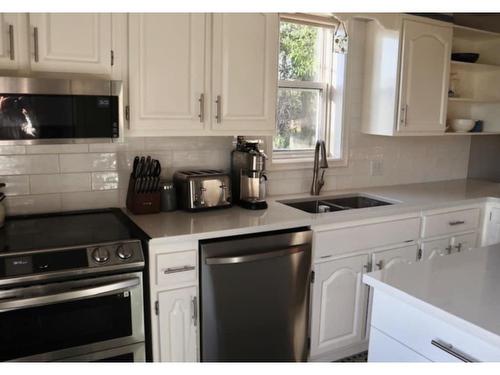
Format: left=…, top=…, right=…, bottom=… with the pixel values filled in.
left=278, top=194, right=394, bottom=214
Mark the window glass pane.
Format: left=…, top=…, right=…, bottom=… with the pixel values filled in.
left=274, top=87, right=321, bottom=151
left=278, top=21, right=322, bottom=82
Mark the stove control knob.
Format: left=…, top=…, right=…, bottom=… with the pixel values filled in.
left=92, top=247, right=110, bottom=263
left=116, top=245, right=133, bottom=260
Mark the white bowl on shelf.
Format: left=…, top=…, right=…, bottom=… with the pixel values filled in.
left=449, top=119, right=475, bottom=132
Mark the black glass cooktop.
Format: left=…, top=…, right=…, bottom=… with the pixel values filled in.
left=0, top=208, right=148, bottom=254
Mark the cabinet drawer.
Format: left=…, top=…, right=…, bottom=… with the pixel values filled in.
left=371, top=290, right=500, bottom=362
left=368, top=327, right=430, bottom=362
left=156, top=251, right=197, bottom=287
left=315, top=217, right=421, bottom=259
left=422, top=208, right=480, bottom=238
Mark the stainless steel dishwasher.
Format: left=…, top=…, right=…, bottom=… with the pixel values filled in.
left=199, top=227, right=312, bottom=362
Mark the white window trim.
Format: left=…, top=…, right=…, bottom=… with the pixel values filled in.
left=267, top=16, right=350, bottom=171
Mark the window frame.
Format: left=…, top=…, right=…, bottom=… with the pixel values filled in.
left=269, top=14, right=348, bottom=170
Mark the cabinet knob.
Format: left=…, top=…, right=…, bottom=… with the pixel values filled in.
left=376, top=260, right=384, bottom=270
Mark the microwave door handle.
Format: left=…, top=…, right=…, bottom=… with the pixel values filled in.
left=0, top=277, right=140, bottom=312
left=205, top=246, right=306, bottom=265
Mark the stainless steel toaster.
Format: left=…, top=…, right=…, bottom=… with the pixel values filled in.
left=173, top=170, right=232, bottom=211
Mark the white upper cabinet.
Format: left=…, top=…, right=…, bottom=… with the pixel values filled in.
left=127, top=13, right=278, bottom=136
left=28, top=13, right=112, bottom=74
left=128, top=14, right=208, bottom=135
left=0, top=14, right=27, bottom=71
left=361, top=15, right=452, bottom=136
left=211, top=13, right=278, bottom=134
left=397, top=20, right=451, bottom=134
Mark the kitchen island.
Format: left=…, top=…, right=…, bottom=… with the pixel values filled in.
left=363, top=244, right=500, bottom=362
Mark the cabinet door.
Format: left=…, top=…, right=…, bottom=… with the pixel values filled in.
left=452, top=232, right=477, bottom=253
left=29, top=13, right=112, bottom=74
left=157, top=287, right=197, bottom=362
left=372, top=244, right=418, bottom=271
left=211, top=13, right=278, bottom=134
left=128, top=14, right=207, bottom=134
left=0, top=14, right=26, bottom=70
left=421, top=237, right=452, bottom=260
left=310, top=254, right=369, bottom=358
left=397, top=19, right=451, bottom=134
left=485, top=208, right=500, bottom=246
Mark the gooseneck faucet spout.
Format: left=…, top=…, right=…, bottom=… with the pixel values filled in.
left=310, top=140, right=329, bottom=195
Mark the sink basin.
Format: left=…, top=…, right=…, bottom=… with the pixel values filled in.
left=278, top=194, right=393, bottom=214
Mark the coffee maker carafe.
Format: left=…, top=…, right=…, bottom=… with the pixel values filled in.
left=231, top=137, right=268, bottom=210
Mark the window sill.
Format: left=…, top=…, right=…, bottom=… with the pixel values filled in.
left=268, top=156, right=348, bottom=171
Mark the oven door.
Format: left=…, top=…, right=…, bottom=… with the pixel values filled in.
left=0, top=272, right=144, bottom=362
left=59, top=343, right=145, bottom=362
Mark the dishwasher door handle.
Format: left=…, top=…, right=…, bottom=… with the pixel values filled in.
left=205, top=246, right=306, bottom=265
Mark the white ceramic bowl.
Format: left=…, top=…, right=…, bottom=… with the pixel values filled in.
left=449, top=119, right=475, bottom=132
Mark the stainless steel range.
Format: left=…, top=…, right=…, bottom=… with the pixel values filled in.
left=0, top=208, right=149, bottom=362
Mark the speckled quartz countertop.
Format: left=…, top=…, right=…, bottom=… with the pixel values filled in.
left=363, top=244, right=500, bottom=348
left=124, top=178, right=500, bottom=240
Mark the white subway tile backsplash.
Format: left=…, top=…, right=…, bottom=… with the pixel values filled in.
left=26, top=144, right=89, bottom=154
left=59, top=153, right=117, bottom=173
left=61, top=190, right=119, bottom=211
left=30, top=173, right=91, bottom=194
left=0, top=145, right=26, bottom=155
left=92, top=172, right=119, bottom=191
left=89, top=138, right=145, bottom=152
left=5, top=194, right=62, bottom=215
left=0, top=175, right=30, bottom=196
left=0, top=155, right=59, bottom=175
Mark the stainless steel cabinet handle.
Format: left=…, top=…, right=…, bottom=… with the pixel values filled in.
left=33, top=26, right=39, bottom=62
left=8, top=24, right=14, bottom=60
left=376, top=260, right=384, bottom=270
left=198, top=94, right=205, bottom=122
left=446, top=245, right=453, bottom=255
left=215, top=95, right=221, bottom=123
left=191, top=295, right=198, bottom=327
left=163, top=265, right=195, bottom=274
left=455, top=243, right=463, bottom=252
left=431, top=339, right=478, bottom=362
left=404, top=104, right=408, bottom=125
left=206, top=246, right=305, bottom=265
left=0, top=278, right=139, bottom=312
left=363, top=262, right=372, bottom=272
left=449, top=220, right=465, bottom=226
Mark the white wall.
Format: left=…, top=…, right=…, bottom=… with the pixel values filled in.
left=0, top=19, right=471, bottom=215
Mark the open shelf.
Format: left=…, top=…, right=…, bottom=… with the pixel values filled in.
left=451, top=60, right=500, bottom=71
left=448, top=97, right=500, bottom=104
left=453, top=24, right=500, bottom=41
left=444, top=131, right=500, bottom=136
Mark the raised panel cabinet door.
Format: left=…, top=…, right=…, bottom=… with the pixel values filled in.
left=0, top=14, right=26, bottom=70
left=397, top=19, right=452, bottom=133
left=421, top=237, right=452, bottom=260
left=28, top=13, right=112, bottom=74
left=452, top=232, right=477, bottom=252
left=372, top=244, right=419, bottom=271
left=211, top=13, right=278, bottom=134
left=158, top=287, right=197, bottom=362
left=128, top=14, right=207, bottom=133
left=310, top=254, right=369, bottom=358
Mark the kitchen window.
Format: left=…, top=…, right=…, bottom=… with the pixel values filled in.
left=273, top=15, right=347, bottom=165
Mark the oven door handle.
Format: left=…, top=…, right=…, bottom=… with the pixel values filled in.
left=0, top=277, right=140, bottom=312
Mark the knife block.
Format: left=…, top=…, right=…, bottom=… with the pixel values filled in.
left=126, top=175, right=161, bottom=215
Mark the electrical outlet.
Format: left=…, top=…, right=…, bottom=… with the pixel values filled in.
left=370, top=160, right=384, bottom=176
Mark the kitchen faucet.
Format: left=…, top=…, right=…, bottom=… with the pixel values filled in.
left=310, top=140, right=329, bottom=195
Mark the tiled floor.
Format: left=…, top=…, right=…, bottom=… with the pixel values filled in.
left=336, top=351, right=368, bottom=362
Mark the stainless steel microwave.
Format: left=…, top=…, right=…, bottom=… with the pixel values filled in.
left=0, top=77, right=122, bottom=142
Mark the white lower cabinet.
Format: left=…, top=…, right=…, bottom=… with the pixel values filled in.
left=157, top=287, right=198, bottom=362
left=369, top=327, right=429, bottom=362
left=310, top=253, right=370, bottom=358
left=485, top=207, right=500, bottom=246
left=372, top=244, right=418, bottom=271
left=421, top=232, right=477, bottom=260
